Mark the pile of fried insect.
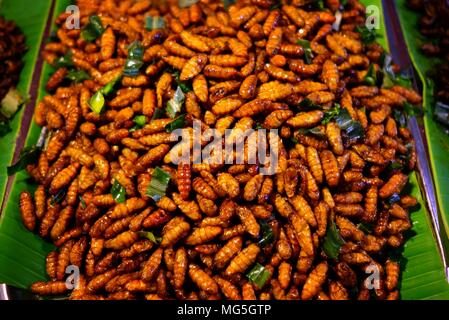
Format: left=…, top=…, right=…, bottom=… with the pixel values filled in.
left=19, top=0, right=421, bottom=300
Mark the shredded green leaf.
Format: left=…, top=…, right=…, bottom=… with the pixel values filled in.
left=314, top=0, right=325, bottom=10
left=145, top=16, right=165, bottom=30
left=381, top=54, right=412, bottom=89
left=7, top=145, right=42, bottom=176
left=323, top=220, right=345, bottom=259
left=79, top=195, right=87, bottom=209
left=355, top=25, right=377, bottom=45
left=298, top=98, right=322, bottom=111
left=165, top=114, right=187, bottom=132
left=178, top=0, right=199, bottom=8
left=246, top=263, right=271, bottom=288
left=66, top=69, right=91, bottom=83
left=364, top=64, right=377, bottom=86
left=171, top=69, right=192, bottom=93
left=88, top=76, right=122, bottom=114
left=387, top=193, right=401, bottom=205
left=357, top=222, right=373, bottom=234
left=322, top=103, right=341, bottom=125
left=134, top=115, right=147, bottom=127
left=81, top=15, right=105, bottom=42
left=54, top=52, right=73, bottom=68
left=298, top=127, right=326, bottom=139
left=146, top=167, right=171, bottom=202
left=393, top=109, right=407, bottom=128
left=222, top=0, right=236, bottom=10
left=297, top=39, right=313, bottom=64
left=124, top=41, right=144, bottom=77
left=130, top=115, right=147, bottom=132
left=403, top=101, right=423, bottom=117
left=166, top=86, right=185, bottom=118
left=334, top=107, right=365, bottom=141
left=138, top=231, right=162, bottom=244
left=111, top=180, right=126, bottom=203
left=50, top=189, right=66, bottom=206
left=258, top=221, right=274, bottom=247
left=102, top=76, right=122, bottom=96
left=152, top=108, right=166, bottom=120
left=88, top=91, right=105, bottom=114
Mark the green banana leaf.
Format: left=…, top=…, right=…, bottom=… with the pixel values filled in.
left=394, top=0, right=449, bottom=254
left=0, top=0, right=449, bottom=299
left=0, top=1, right=53, bottom=210
left=365, top=0, right=449, bottom=299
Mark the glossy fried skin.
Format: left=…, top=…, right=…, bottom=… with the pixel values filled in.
left=22, top=0, right=420, bottom=300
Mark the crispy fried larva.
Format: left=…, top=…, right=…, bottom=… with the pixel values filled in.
left=19, top=191, right=36, bottom=231
left=379, top=173, right=408, bottom=199
left=214, top=236, right=243, bottom=270
left=225, top=243, right=260, bottom=276
left=185, top=226, right=222, bottom=245
left=287, top=110, right=324, bottom=128
left=301, top=262, right=328, bottom=300
left=23, top=0, right=422, bottom=300
left=142, top=248, right=163, bottom=281
left=31, top=281, right=69, bottom=296
left=189, top=264, right=218, bottom=295
left=217, top=173, right=240, bottom=198
left=104, top=231, right=139, bottom=250
left=236, top=206, right=260, bottom=238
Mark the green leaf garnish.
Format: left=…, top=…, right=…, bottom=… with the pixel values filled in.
left=298, top=98, right=322, bottom=111
left=246, top=263, right=271, bottom=288
left=134, top=115, right=147, bottom=127
left=314, top=0, right=325, bottom=10
left=403, top=101, right=423, bottom=117
left=50, top=189, right=66, bottom=205
left=124, top=41, right=144, bottom=77
left=387, top=193, right=401, bottom=205
left=393, top=109, right=407, bottom=128
left=332, top=107, right=365, bottom=141
left=81, top=15, right=105, bottom=42
left=111, top=180, right=126, bottom=203
left=297, top=39, right=313, bottom=65
left=355, top=25, right=377, bottom=45
left=88, top=90, right=105, bottom=114
left=138, top=231, right=162, bottom=244
left=152, top=108, right=166, bottom=120
left=357, top=222, right=373, bottom=234
left=257, top=220, right=274, bottom=247
left=322, top=103, right=341, bottom=125
left=7, top=145, right=42, bottom=176
left=54, top=52, right=73, bottom=68
left=381, top=54, right=412, bottom=89
left=171, top=69, right=192, bottom=93
left=102, top=76, right=122, bottom=96
left=66, top=69, right=91, bottom=83
left=129, top=115, right=147, bottom=132
left=145, top=16, right=165, bottom=30
left=364, top=64, right=377, bottom=86
left=165, top=114, right=187, bottom=132
left=222, top=0, right=236, bottom=10
left=298, top=127, right=326, bottom=139
left=79, top=195, right=87, bottom=209
left=166, top=86, right=185, bottom=118
left=88, top=76, right=122, bottom=114
left=146, top=167, right=171, bottom=202
left=323, top=220, right=345, bottom=259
